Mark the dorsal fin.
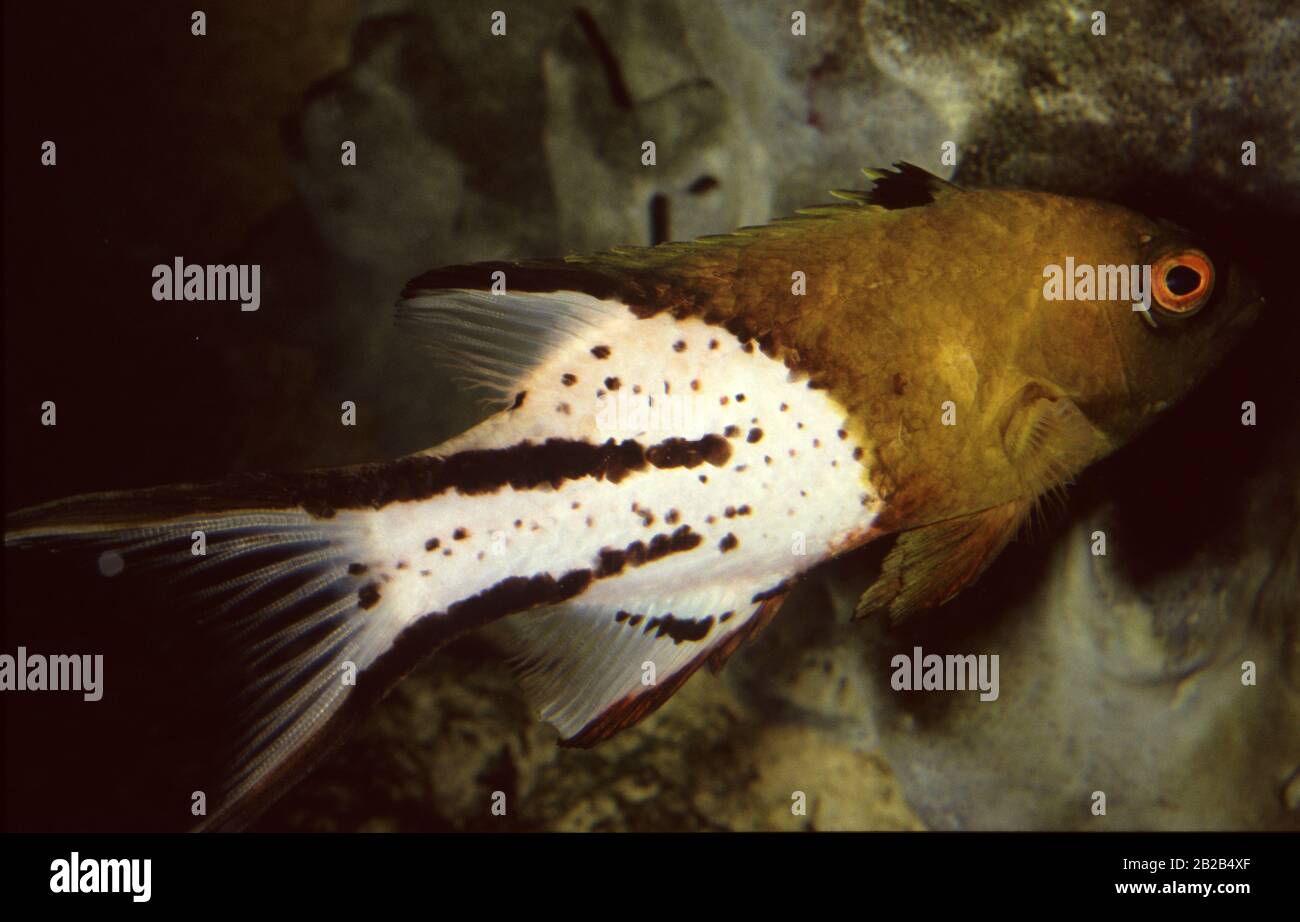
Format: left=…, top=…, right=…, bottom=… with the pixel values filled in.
left=401, top=165, right=960, bottom=306
left=395, top=288, right=630, bottom=407
left=832, top=162, right=962, bottom=210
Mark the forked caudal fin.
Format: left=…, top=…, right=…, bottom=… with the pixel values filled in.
left=5, top=485, right=420, bottom=831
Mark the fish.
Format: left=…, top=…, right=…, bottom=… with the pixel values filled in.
left=3, top=164, right=1264, bottom=829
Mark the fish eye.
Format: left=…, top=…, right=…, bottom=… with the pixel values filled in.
left=1151, top=249, right=1214, bottom=317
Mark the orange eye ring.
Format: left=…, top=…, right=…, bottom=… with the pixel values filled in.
left=1151, top=249, right=1214, bottom=315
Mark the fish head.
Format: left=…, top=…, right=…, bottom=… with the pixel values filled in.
left=1022, top=200, right=1265, bottom=448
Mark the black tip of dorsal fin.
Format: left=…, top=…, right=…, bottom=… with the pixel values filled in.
left=861, top=162, right=961, bottom=210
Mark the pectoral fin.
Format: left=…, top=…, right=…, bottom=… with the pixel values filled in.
left=854, top=500, right=1028, bottom=623
left=998, top=382, right=1110, bottom=502
left=856, top=384, right=1109, bottom=623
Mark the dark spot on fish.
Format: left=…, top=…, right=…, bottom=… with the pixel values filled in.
left=514, top=519, right=523, bottom=528
left=780, top=403, right=789, bottom=412
left=557, top=402, right=572, bottom=415
left=596, top=548, right=625, bottom=577
left=646, top=434, right=732, bottom=469
left=837, top=429, right=847, bottom=440
left=724, top=425, right=740, bottom=438
left=747, top=428, right=763, bottom=443
left=893, top=372, right=907, bottom=395
left=511, top=391, right=527, bottom=410
left=664, top=381, right=671, bottom=394
left=443, top=569, right=594, bottom=632
left=615, top=610, right=630, bottom=623
left=425, top=538, right=440, bottom=551
left=347, top=563, right=368, bottom=575
left=720, top=611, right=734, bottom=623
left=561, top=373, right=577, bottom=386
left=752, top=580, right=792, bottom=603
left=736, top=394, right=746, bottom=402
left=742, top=343, right=754, bottom=354
left=812, top=438, right=821, bottom=448
left=632, top=384, right=642, bottom=394
left=719, top=533, right=738, bottom=552
left=852, top=446, right=864, bottom=461
left=571, top=501, right=581, bottom=510
left=420, top=570, right=431, bottom=577
left=673, top=340, right=687, bottom=352
left=690, top=379, right=700, bottom=391
left=453, top=528, right=469, bottom=540
left=720, top=396, right=729, bottom=405
left=738, top=505, right=751, bottom=515
left=628, top=614, right=644, bottom=627
left=591, top=345, right=611, bottom=359
left=605, top=376, right=621, bottom=390
left=724, top=506, right=736, bottom=518
left=734, top=464, right=748, bottom=472
left=644, top=613, right=714, bottom=644
left=699, top=474, right=708, bottom=483
left=443, top=549, right=453, bottom=556
left=594, top=525, right=702, bottom=577
left=358, top=582, right=381, bottom=610
left=396, top=561, right=408, bottom=570
left=665, top=508, right=680, bottom=524
left=709, top=339, right=719, bottom=350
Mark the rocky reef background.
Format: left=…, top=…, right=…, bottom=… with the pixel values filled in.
left=4, top=0, right=1296, bottom=830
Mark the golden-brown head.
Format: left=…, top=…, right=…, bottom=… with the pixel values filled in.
left=1012, top=195, right=1264, bottom=450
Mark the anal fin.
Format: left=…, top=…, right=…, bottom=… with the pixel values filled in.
left=492, top=582, right=793, bottom=747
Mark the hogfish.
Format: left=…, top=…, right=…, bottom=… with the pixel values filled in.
left=4, top=165, right=1264, bottom=829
